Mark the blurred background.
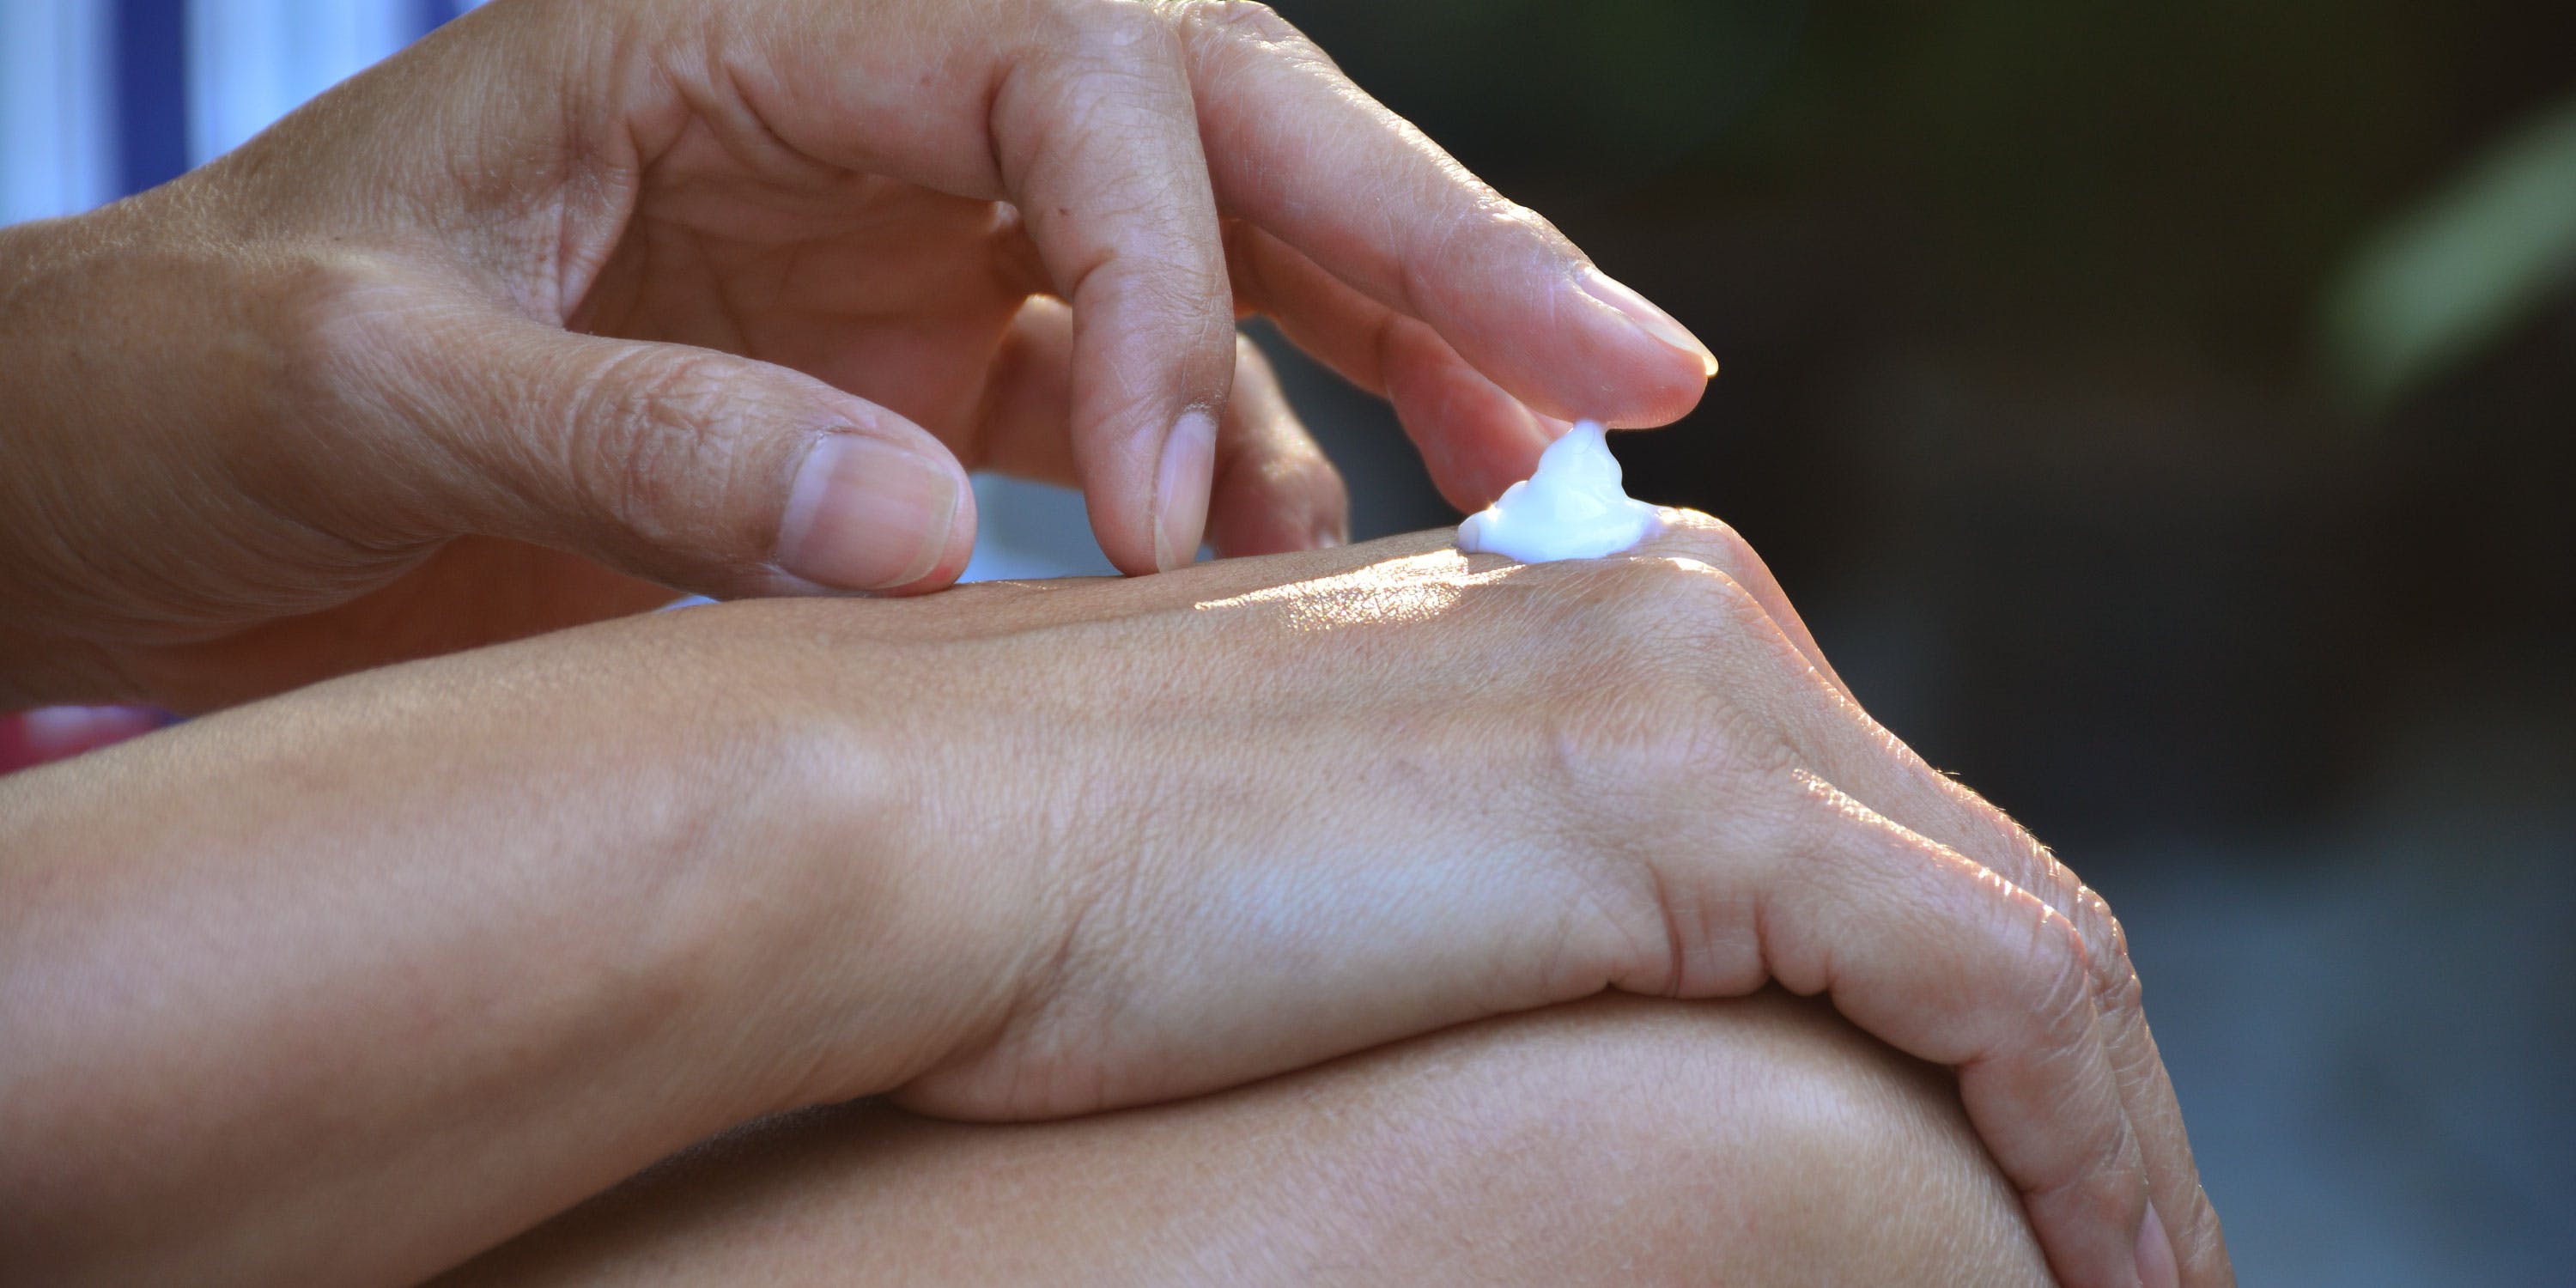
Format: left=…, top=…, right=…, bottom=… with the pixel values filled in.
left=6, top=1, right=2572, bottom=1280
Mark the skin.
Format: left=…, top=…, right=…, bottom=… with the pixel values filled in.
left=3, top=521, right=2222, bottom=1287
left=0, top=1, right=2229, bottom=1283
left=0, top=0, right=1710, bottom=710
left=433, top=993, right=2058, bottom=1287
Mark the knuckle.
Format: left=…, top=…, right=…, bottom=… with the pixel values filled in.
left=1598, top=554, right=1761, bottom=626
left=2073, top=884, right=2142, bottom=1012
left=1591, top=556, right=1785, bottom=665
left=272, top=250, right=428, bottom=412
left=1402, top=199, right=1562, bottom=307
left=2025, top=909, right=2101, bottom=1035
left=1169, top=0, right=1325, bottom=66
left=1539, top=582, right=1795, bottom=797
left=1081, top=240, right=1232, bottom=331
left=561, top=347, right=739, bottom=536
left=1653, top=511, right=1762, bottom=581
left=1056, top=0, right=1179, bottom=57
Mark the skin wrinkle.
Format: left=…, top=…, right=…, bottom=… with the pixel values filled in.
left=526, top=9, right=666, bottom=325
left=986, top=43, right=1231, bottom=501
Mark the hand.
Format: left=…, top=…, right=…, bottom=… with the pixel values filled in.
left=0, top=0, right=1713, bottom=711
left=813, top=515, right=2229, bottom=1288
left=0, top=518, right=2226, bottom=1288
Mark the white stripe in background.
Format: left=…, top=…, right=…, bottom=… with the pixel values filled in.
left=186, top=0, right=413, bottom=166
left=0, top=0, right=117, bottom=224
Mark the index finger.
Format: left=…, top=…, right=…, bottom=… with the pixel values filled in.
left=1170, top=3, right=1716, bottom=426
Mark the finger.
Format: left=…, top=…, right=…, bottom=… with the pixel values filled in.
left=1628, top=512, right=1852, bottom=697
left=1170, top=3, right=1714, bottom=427
left=1226, top=222, right=1551, bottom=510
left=971, top=298, right=1347, bottom=557
left=986, top=7, right=1237, bottom=574
left=1715, top=776, right=2153, bottom=1288
left=1785, top=706, right=2228, bottom=1285
left=387, top=308, right=976, bottom=599
left=1204, top=336, right=1348, bottom=556
left=1641, top=522, right=2225, bottom=1288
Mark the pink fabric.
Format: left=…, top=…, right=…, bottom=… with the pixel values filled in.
left=0, top=707, right=173, bottom=775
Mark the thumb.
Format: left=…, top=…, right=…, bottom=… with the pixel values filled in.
left=416, top=324, right=975, bottom=598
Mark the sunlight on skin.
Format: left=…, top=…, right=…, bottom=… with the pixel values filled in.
left=1191, top=550, right=1504, bottom=632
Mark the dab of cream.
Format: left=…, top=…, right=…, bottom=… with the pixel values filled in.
left=1455, top=420, right=1661, bottom=562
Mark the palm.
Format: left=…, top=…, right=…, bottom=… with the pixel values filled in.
left=575, top=172, right=1054, bottom=465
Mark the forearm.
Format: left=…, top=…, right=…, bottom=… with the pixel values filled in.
left=0, top=617, right=1002, bottom=1287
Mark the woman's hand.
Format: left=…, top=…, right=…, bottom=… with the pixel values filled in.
left=0, top=516, right=2225, bottom=1288
left=857, top=516, right=2226, bottom=1288
left=0, top=0, right=1713, bottom=711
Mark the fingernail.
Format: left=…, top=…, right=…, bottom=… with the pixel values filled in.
left=775, top=433, right=960, bottom=590
left=1577, top=265, right=1719, bottom=378
left=2135, top=1201, right=2180, bottom=1288
left=1151, top=409, right=1217, bottom=572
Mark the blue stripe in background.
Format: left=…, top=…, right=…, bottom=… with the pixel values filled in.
left=11, top=0, right=474, bottom=219
left=115, top=0, right=191, bottom=196
left=107, top=0, right=460, bottom=201
left=421, top=0, right=468, bottom=31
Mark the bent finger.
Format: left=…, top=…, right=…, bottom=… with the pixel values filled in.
left=987, top=9, right=1236, bottom=574
left=1204, top=336, right=1347, bottom=557
left=1227, top=222, right=1552, bottom=511
left=1173, top=3, right=1712, bottom=428
left=1716, top=777, right=2154, bottom=1288
left=972, top=298, right=1346, bottom=558
left=1781, top=696, right=2224, bottom=1285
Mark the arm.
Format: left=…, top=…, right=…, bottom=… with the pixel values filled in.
left=0, top=615, right=1012, bottom=1285
left=1, top=522, right=2227, bottom=1288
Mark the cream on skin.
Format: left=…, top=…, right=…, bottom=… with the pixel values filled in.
left=1455, top=420, right=1662, bottom=562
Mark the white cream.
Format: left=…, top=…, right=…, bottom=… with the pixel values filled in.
left=1455, top=420, right=1661, bottom=562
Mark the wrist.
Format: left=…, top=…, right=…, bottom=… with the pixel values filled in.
left=631, top=605, right=1057, bottom=1115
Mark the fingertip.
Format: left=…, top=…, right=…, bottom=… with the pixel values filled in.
left=1565, top=266, right=1717, bottom=425
left=2137, top=1201, right=2182, bottom=1288
left=1060, top=284, right=1236, bottom=577
left=863, top=473, right=980, bottom=597
left=1577, top=266, right=1719, bottom=378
